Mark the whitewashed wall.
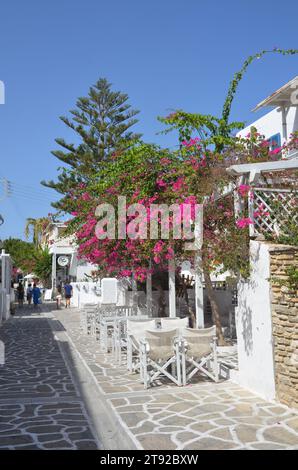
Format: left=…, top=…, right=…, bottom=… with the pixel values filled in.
left=237, top=106, right=298, bottom=146
left=235, top=241, right=276, bottom=400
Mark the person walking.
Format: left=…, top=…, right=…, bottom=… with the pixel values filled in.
left=26, top=283, right=33, bottom=306
left=16, top=281, right=24, bottom=308
left=64, top=280, right=73, bottom=308
left=32, top=283, right=41, bottom=308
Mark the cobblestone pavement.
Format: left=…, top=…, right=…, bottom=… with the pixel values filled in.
left=52, top=308, right=298, bottom=450
left=0, top=305, right=100, bottom=449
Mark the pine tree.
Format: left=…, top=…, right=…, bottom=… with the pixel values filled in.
left=42, top=78, right=141, bottom=210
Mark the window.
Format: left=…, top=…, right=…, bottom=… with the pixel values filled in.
left=268, top=133, right=281, bottom=151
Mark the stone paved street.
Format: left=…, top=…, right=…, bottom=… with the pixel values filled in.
left=0, top=305, right=100, bottom=449
left=51, top=308, right=298, bottom=450
left=0, top=304, right=298, bottom=450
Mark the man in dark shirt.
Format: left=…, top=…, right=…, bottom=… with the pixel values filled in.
left=64, top=281, right=73, bottom=308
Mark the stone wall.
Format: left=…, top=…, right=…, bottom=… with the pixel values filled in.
left=270, top=245, right=298, bottom=408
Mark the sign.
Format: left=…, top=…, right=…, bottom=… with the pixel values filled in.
left=57, top=256, right=69, bottom=267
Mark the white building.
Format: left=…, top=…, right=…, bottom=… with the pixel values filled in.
left=237, top=76, right=298, bottom=160
left=42, top=222, right=95, bottom=291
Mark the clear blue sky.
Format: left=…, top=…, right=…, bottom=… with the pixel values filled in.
left=0, top=0, right=297, bottom=241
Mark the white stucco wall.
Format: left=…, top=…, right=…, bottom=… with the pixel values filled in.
left=237, top=106, right=298, bottom=147
left=235, top=241, right=276, bottom=401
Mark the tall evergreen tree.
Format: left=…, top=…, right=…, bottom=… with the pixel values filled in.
left=42, top=78, right=141, bottom=211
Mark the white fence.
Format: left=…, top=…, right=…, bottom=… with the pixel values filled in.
left=248, top=187, right=298, bottom=237
left=0, top=250, right=12, bottom=323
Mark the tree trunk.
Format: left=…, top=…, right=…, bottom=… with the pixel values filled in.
left=203, top=268, right=226, bottom=345
left=155, top=284, right=166, bottom=317
left=182, top=285, right=196, bottom=328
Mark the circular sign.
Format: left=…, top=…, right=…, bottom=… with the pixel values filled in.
left=57, top=256, right=69, bottom=267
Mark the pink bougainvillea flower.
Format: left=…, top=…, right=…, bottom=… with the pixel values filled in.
left=269, top=147, right=282, bottom=155
left=153, top=255, right=161, bottom=264
left=71, top=211, right=78, bottom=216
left=156, top=178, right=167, bottom=188
left=153, top=241, right=164, bottom=253
left=172, top=177, right=185, bottom=192
left=237, top=184, right=251, bottom=197
left=236, top=217, right=254, bottom=228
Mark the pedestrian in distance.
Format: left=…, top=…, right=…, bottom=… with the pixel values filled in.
left=32, top=283, right=41, bottom=308
left=16, top=281, right=24, bottom=308
left=64, top=280, right=73, bottom=308
left=26, top=283, right=33, bottom=306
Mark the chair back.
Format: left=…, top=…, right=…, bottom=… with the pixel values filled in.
left=144, top=328, right=179, bottom=361
left=181, top=325, right=216, bottom=358
left=161, top=317, right=189, bottom=332
left=127, top=318, right=156, bottom=340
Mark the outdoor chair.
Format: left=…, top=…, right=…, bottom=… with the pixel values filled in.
left=180, top=325, right=219, bottom=385
left=99, top=305, right=138, bottom=353
left=81, top=307, right=98, bottom=335
left=126, top=318, right=156, bottom=373
left=111, top=314, right=149, bottom=364
left=139, top=328, right=182, bottom=389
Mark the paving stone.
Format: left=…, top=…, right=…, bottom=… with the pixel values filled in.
left=190, top=422, right=216, bottom=433
left=131, top=421, right=156, bottom=434
left=285, top=417, right=298, bottom=432
left=119, top=412, right=148, bottom=427
left=210, top=427, right=235, bottom=441
left=110, top=399, right=127, bottom=407
left=25, top=425, right=66, bottom=434
left=42, top=439, right=74, bottom=449
left=184, top=404, right=228, bottom=416
left=0, top=435, right=34, bottom=446
left=176, top=431, right=200, bottom=443
left=75, top=440, right=99, bottom=450
left=167, top=402, right=194, bottom=413
left=251, top=442, right=287, bottom=450
left=263, top=426, right=298, bottom=445
left=137, top=433, right=176, bottom=450
left=235, top=425, right=259, bottom=443
left=159, top=415, right=196, bottom=427
left=183, top=437, right=237, bottom=450
left=38, top=433, right=64, bottom=442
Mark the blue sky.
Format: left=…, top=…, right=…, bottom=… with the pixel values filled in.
left=0, top=0, right=297, bottom=240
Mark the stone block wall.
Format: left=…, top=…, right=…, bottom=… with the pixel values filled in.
left=270, top=246, right=298, bottom=408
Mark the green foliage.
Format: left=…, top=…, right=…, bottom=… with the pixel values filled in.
left=32, top=248, right=52, bottom=286
left=25, top=217, right=53, bottom=248
left=286, top=266, right=298, bottom=291
left=222, top=48, right=298, bottom=126
left=2, top=238, right=52, bottom=286
left=2, top=238, right=36, bottom=273
left=42, top=78, right=141, bottom=212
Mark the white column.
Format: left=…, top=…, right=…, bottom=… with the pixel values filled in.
left=194, top=253, right=204, bottom=328
left=168, top=258, right=176, bottom=318
left=146, top=260, right=152, bottom=317
left=52, top=253, right=56, bottom=292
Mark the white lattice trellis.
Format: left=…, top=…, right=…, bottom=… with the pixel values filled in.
left=248, top=188, right=298, bottom=237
